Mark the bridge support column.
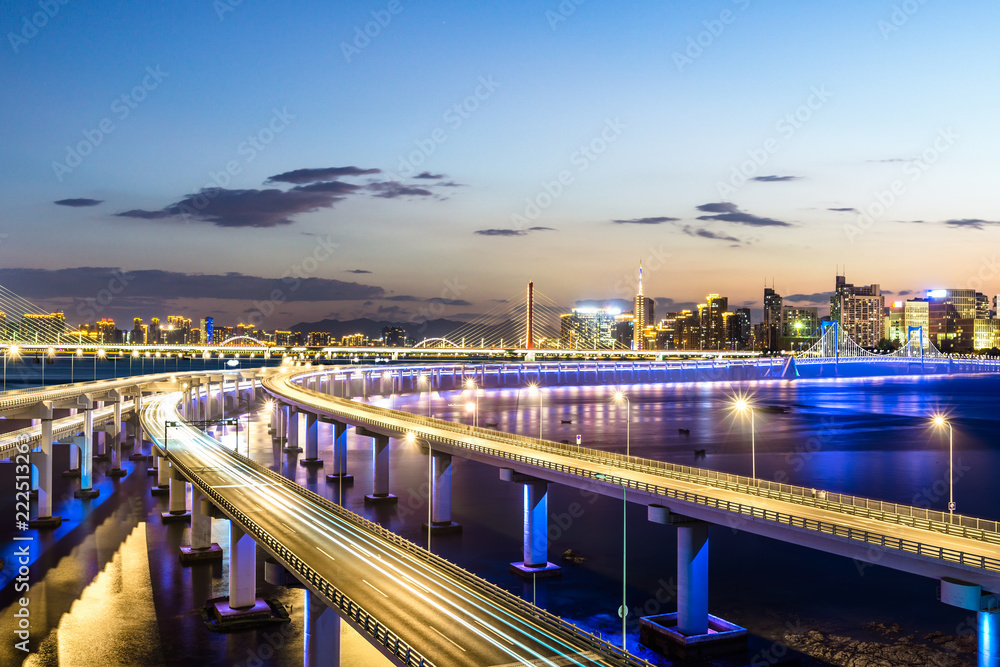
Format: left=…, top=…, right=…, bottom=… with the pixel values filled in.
left=130, top=393, right=147, bottom=460
left=93, top=400, right=108, bottom=460
left=228, top=522, right=257, bottom=609
left=363, top=432, right=396, bottom=504
left=325, top=420, right=352, bottom=483
left=284, top=408, right=302, bottom=453
left=501, top=469, right=560, bottom=578
left=151, top=449, right=170, bottom=496
left=639, top=507, right=746, bottom=661
left=939, top=578, right=1000, bottom=667
left=300, top=412, right=323, bottom=467
left=180, top=495, right=223, bottom=563
left=162, top=467, right=190, bottom=522
left=74, top=405, right=99, bottom=499
left=423, top=451, right=461, bottom=534
left=109, top=396, right=126, bottom=477
left=982, top=610, right=1000, bottom=667
left=29, top=411, right=61, bottom=529
left=305, top=590, right=341, bottom=667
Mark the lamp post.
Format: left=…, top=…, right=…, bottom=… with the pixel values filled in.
left=613, top=391, right=631, bottom=456
left=734, top=398, right=756, bottom=479
left=383, top=370, right=395, bottom=409
left=528, top=384, right=544, bottom=440
left=3, top=344, right=21, bottom=391
left=419, top=374, right=431, bottom=417
left=42, top=347, right=54, bottom=386
left=72, top=348, right=82, bottom=383
left=932, top=415, right=956, bottom=521
left=131, top=350, right=138, bottom=376
left=596, top=473, right=627, bottom=649
left=465, top=379, right=478, bottom=427
left=95, top=348, right=106, bottom=381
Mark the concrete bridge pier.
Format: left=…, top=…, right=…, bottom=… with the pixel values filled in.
left=74, top=404, right=99, bottom=499
left=205, top=521, right=276, bottom=626
left=93, top=400, right=108, bottom=460
left=300, top=412, right=323, bottom=468
left=981, top=610, right=999, bottom=667
left=361, top=430, right=396, bottom=504
left=305, top=590, right=341, bottom=667
left=284, top=408, right=302, bottom=453
left=423, top=451, right=461, bottom=534
left=640, top=506, right=746, bottom=661
left=130, top=393, right=147, bottom=460
left=180, top=494, right=223, bottom=563
left=29, top=409, right=62, bottom=529
left=500, top=469, right=560, bottom=578
left=151, top=449, right=170, bottom=496
left=325, top=420, right=352, bottom=483
left=162, top=466, right=191, bottom=522
left=108, top=396, right=126, bottom=477
left=939, top=578, right=1000, bottom=667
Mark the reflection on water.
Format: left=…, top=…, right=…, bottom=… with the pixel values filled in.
left=24, top=524, right=164, bottom=667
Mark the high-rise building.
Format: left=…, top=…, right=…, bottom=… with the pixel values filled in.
left=633, top=262, right=654, bottom=350
left=831, top=275, right=884, bottom=348
left=97, top=318, right=117, bottom=344
left=780, top=306, right=819, bottom=351
left=204, top=317, right=214, bottom=345
left=560, top=308, right=618, bottom=349
left=308, top=331, right=332, bottom=347
left=698, top=293, right=728, bottom=349
left=132, top=318, right=145, bottom=344
left=381, top=325, right=407, bottom=347
left=149, top=318, right=161, bottom=345
left=763, top=287, right=782, bottom=351
left=19, top=312, right=66, bottom=343
left=734, top=308, right=752, bottom=350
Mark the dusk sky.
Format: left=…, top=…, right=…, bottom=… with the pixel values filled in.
left=2, top=0, right=998, bottom=329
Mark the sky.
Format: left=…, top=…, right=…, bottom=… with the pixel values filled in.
left=2, top=0, right=999, bottom=330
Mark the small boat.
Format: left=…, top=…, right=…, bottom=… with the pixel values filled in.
left=678, top=428, right=691, bottom=435
left=561, top=419, right=572, bottom=424
left=561, top=549, right=586, bottom=564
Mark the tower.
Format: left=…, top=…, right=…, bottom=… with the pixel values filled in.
left=633, top=261, right=654, bottom=350
left=526, top=281, right=534, bottom=350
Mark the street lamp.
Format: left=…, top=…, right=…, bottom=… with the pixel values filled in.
left=932, top=415, right=956, bottom=520
left=418, top=374, right=431, bottom=417
left=131, top=349, right=138, bottom=376
left=465, top=379, right=478, bottom=427
left=733, top=397, right=756, bottom=479
left=596, top=473, right=627, bottom=649
left=383, top=370, right=395, bottom=409
left=3, top=344, right=21, bottom=391
left=528, top=384, right=544, bottom=440
left=613, top=391, right=631, bottom=456
left=95, top=348, right=106, bottom=381
left=42, top=347, right=54, bottom=386
left=72, top=348, right=82, bottom=383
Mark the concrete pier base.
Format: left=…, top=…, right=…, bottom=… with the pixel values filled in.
left=73, top=488, right=100, bottom=499
left=509, top=561, right=562, bottom=579
left=639, top=613, right=747, bottom=661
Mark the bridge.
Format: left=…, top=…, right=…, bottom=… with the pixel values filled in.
left=5, top=354, right=1000, bottom=665
left=262, top=359, right=1000, bottom=663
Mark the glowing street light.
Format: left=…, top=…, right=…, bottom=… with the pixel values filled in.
left=3, top=344, right=21, bottom=392
left=465, top=379, right=478, bottom=427
left=932, top=415, right=956, bottom=520
left=95, top=348, right=107, bottom=381
left=733, top=396, right=756, bottom=479
left=528, top=384, right=544, bottom=440
left=418, top=374, right=431, bottom=417
left=613, top=391, right=631, bottom=456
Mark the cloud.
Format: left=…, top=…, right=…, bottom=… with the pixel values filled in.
left=682, top=226, right=740, bottom=243
left=428, top=297, right=473, bottom=307
left=944, top=219, right=1000, bottom=230
left=695, top=202, right=792, bottom=227
left=383, top=295, right=421, bottom=302
left=655, top=297, right=698, bottom=312
left=783, top=292, right=833, bottom=303
left=611, top=216, right=679, bottom=225
left=474, top=226, right=555, bottom=237
left=266, top=166, right=381, bottom=184
left=750, top=175, right=801, bottom=182
left=867, top=158, right=913, bottom=164
left=291, top=180, right=362, bottom=194
left=115, top=187, right=345, bottom=228
left=829, top=207, right=858, bottom=213
left=574, top=298, right=631, bottom=311
left=346, top=269, right=371, bottom=274
left=435, top=180, right=465, bottom=188
left=414, top=171, right=444, bottom=180
left=54, top=198, right=103, bottom=207
left=0, top=267, right=384, bottom=303
left=367, top=181, right=434, bottom=199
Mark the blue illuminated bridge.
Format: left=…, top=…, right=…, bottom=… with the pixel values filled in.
left=4, top=353, right=1000, bottom=666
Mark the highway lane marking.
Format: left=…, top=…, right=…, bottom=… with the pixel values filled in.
left=428, top=625, right=466, bottom=653
left=488, top=651, right=600, bottom=666
left=473, top=619, right=514, bottom=645
left=280, top=521, right=298, bottom=534
left=316, top=546, right=335, bottom=560
left=212, top=483, right=275, bottom=489
left=362, top=579, right=388, bottom=598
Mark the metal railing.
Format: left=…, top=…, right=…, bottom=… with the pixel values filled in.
left=0, top=400, right=136, bottom=458
left=149, top=401, right=657, bottom=667
left=267, top=371, right=1000, bottom=573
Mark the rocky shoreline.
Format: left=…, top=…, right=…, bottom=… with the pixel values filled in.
left=783, top=622, right=977, bottom=667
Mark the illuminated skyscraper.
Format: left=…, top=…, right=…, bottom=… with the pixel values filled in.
left=633, top=262, right=654, bottom=350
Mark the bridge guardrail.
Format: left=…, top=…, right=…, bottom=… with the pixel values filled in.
left=270, top=372, right=1000, bottom=574
left=280, top=371, right=1000, bottom=546
left=0, top=401, right=135, bottom=458
left=149, top=399, right=658, bottom=667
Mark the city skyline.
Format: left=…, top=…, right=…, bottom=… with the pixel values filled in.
left=3, top=1, right=999, bottom=329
